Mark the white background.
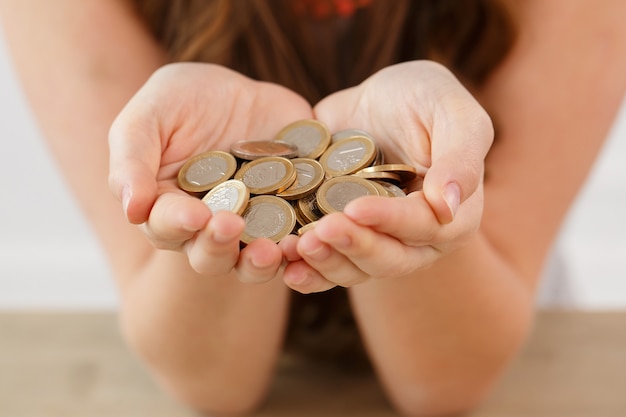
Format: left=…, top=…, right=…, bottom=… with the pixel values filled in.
left=1, top=30, right=625, bottom=311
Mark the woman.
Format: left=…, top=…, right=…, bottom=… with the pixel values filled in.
left=0, top=0, right=624, bottom=415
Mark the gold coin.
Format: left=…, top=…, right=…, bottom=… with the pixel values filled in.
left=373, top=180, right=407, bottom=198
left=373, top=145, right=385, bottom=166
left=230, top=140, right=299, bottom=160
left=234, top=156, right=296, bottom=195
left=274, top=119, right=331, bottom=159
left=296, top=193, right=324, bottom=225
left=240, top=195, right=297, bottom=244
left=357, top=164, right=423, bottom=187
left=369, top=179, right=393, bottom=198
left=353, top=170, right=401, bottom=183
left=319, top=136, right=377, bottom=177
left=316, top=176, right=382, bottom=215
left=177, top=150, right=237, bottom=193
left=277, top=158, right=325, bottom=200
left=201, top=179, right=250, bottom=215
left=297, top=220, right=319, bottom=236
left=330, top=128, right=376, bottom=144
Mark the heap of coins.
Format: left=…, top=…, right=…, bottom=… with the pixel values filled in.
left=177, top=119, right=424, bottom=244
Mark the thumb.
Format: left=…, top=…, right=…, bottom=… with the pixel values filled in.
left=108, top=111, right=160, bottom=225
left=422, top=107, right=494, bottom=224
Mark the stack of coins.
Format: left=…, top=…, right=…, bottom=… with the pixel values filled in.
left=177, top=119, right=423, bottom=244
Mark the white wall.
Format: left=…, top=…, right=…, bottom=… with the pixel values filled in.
left=1, top=29, right=625, bottom=311
left=0, top=31, right=117, bottom=310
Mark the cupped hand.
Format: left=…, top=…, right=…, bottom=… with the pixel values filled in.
left=281, top=60, right=494, bottom=293
left=108, top=63, right=313, bottom=281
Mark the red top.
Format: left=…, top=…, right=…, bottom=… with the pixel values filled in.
left=294, top=0, right=373, bottom=19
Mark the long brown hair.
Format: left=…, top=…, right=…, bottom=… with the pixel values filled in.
left=130, top=0, right=515, bottom=363
left=132, top=0, right=514, bottom=103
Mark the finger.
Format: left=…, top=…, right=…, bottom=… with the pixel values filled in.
left=141, top=191, right=211, bottom=250
left=423, top=83, right=493, bottom=224
left=283, top=260, right=337, bottom=294
left=185, top=211, right=245, bottom=276
left=278, top=234, right=303, bottom=262
left=108, top=98, right=161, bottom=224
left=295, top=224, right=368, bottom=286
left=313, top=211, right=440, bottom=278
left=344, top=194, right=441, bottom=244
left=236, top=239, right=285, bottom=284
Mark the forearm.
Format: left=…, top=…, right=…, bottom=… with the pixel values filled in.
left=0, top=1, right=291, bottom=413
left=348, top=232, right=534, bottom=416
left=122, top=249, right=290, bottom=414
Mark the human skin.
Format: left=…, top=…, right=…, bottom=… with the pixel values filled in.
left=1, top=0, right=625, bottom=416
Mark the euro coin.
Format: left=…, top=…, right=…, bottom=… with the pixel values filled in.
left=230, top=140, right=299, bottom=160
left=330, top=128, right=376, bottom=144
left=319, top=135, right=377, bottom=177
left=277, top=158, right=325, bottom=200
left=357, top=163, right=423, bottom=188
left=177, top=150, right=238, bottom=193
left=373, top=180, right=407, bottom=198
left=353, top=169, right=401, bottom=183
left=234, top=156, right=296, bottom=195
left=201, top=179, right=250, bottom=215
left=316, top=176, right=382, bottom=214
left=297, top=220, right=319, bottom=236
left=240, top=195, right=297, bottom=244
left=274, top=119, right=331, bottom=159
left=296, top=192, right=324, bottom=225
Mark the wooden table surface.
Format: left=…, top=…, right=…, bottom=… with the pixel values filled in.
left=1, top=311, right=625, bottom=417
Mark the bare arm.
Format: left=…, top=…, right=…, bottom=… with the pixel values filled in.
left=350, top=1, right=626, bottom=415
left=0, top=1, right=294, bottom=413
left=280, top=1, right=626, bottom=415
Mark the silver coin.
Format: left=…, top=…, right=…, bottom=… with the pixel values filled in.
left=240, top=195, right=296, bottom=244
left=234, top=157, right=296, bottom=194
left=316, top=176, right=381, bottom=214
left=274, top=119, right=331, bottom=159
left=319, top=136, right=377, bottom=177
left=201, top=179, right=249, bottom=215
left=330, top=128, right=376, bottom=144
left=373, top=180, right=407, bottom=198
left=178, top=150, right=237, bottom=193
left=296, top=192, right=324, bottom=225
left=277, top=158, right=325, bottom=200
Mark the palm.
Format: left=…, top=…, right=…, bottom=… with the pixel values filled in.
left=148, top=64, right=314, bottom=191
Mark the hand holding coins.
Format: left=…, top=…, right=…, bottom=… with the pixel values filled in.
left=177, top=119, right=422, bottom=244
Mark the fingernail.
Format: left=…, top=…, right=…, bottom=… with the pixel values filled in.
left=212, top=227, right=239, bottom=244
left=301, top=239, right=331, bottom=261
left=443, top=182, right=461, bottom=220
left=122, top=185, right=132, bottom=218
left=286, top=270, right=313, bottom=286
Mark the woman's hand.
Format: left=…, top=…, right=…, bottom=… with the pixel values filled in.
left=108, top=63, right=313, bottom=282
left=281, top=60, right=494, bottom=293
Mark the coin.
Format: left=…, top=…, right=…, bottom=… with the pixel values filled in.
left=316, top=176, right=382, bottom=214
left=353, top=169, right=402, bottom=183
left=319, top=135, right=377, bottom=177
left=240, top=195, right=297, bottom=244
left=277, top=158, right=325, bottom=200
left=230, top=140, right=299, bottom=160
left=296, top=192, right=324, bottom=225
left=274, top=119, right=331, bottom=159
left=373, top=180, right=407, bottom=198
left=331, top=128, right=376, bottom=144
left=177, top=150, right=237, bottom=193
left=297, top=220, right=319, bottom=236
left=356, top=163, right=423, bottom=188
left=234, top=156, right=296, bottom=195
left=201, top=179, right=250, bottom=215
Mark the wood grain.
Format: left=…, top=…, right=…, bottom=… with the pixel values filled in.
left=0, top=311, right=624, bottom=417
